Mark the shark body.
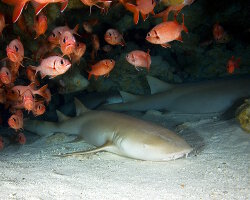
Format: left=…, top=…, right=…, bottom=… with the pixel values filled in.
left=100, top=76, right=250, bottom=114
left=24, top=99, right=192, bottom=161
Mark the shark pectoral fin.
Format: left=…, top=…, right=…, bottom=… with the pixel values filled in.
left=120, top=91, right=141, bottom=103
left=74, top=98, right=89, bottom=116
left=146, top=75, right=176, bottom=94
left=55, top=141, right=114, bottom=158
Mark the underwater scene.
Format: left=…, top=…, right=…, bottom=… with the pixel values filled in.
left=0, top=0, right=249, bottom=199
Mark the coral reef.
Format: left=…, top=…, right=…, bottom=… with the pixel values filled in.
left=236, top=99, right=250, bottom=133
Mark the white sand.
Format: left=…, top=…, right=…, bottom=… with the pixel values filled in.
left=0, top=112, right=249, bottom=200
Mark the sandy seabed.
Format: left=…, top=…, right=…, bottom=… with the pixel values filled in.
left=0, top=111, right=249, bottom=200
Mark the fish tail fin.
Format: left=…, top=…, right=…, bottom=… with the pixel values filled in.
left=182, top=14, right=188, bottom=33
left=11, top=1, right=27, bottom=23
left=88, top=72, right=92, bottom=80
left=33, top=2, right=49, bottom=15
left=60, top=0, right=68, bottom=12
left=124, top=3, right=139, bottom=24
left=36, top=84, right=48, bottom=98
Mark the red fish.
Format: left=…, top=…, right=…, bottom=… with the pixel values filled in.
left=26, top=66, right=40, bottom=86
left=30, top=56, right=71, bottom=79
left=146, top=14, right=188, bottom=48
left=0, top=66, right=12, bottom=85
left=48, top=24, right=79, bottom=45
left=33, top=12, right=47, bottom=39
left=22, top=89, right=35, bottom=111
left=2, top=0, right=68, bottom=23
left=154, top=0, right=195, bottom=22
left=6, top=38, right=24, bottom=65
left=120, top=0, right=156, bottom=24
left=88, top=59, right=115, bottom=80
left=227, top=56, right=240, bottom=74
left=91, top=34, right=100, bottom=61
left=0, top=12, right=6, bottom=36
left=16, top=132, right=26, bottom=144
left=71, top=42, right=86, bottom=65
left=82, top=18, right=98, bottom=33
left=80, top=0, right=112, bottom=14
left=126, top=49, right=151, bottom=71
left=212, top=23, right=230, bottom=43
left=104, top=29, right=125, bottom=46
left=0, top=136, right=4, bottom=150
left=59, top=31, right=76, bottom=58
left=8, top=110, right=23, bottom=131
left=32, top=101, right=46, bottom=116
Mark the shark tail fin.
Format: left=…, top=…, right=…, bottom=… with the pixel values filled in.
left=74, top=98, right=89, bottom=116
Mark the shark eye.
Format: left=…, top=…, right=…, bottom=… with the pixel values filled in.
left=61, top=59, right=64, bottom=65
left=14, top=45, right=18, bottom=52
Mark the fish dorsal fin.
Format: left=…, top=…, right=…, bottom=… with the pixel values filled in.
left=56, top=110, right=70, bottom=122
left=146, top=76, right=175, bottom=94
left=74, top=98, right=89, bottom=116
left=120, top=91, right=141, bottom=103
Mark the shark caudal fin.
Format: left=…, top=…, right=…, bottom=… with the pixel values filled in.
left=146, top=76, right=175, bottom=94
left=56, top=110, right=71, bottom=122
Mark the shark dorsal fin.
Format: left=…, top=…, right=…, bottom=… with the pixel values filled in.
left=56, top=110, right=71, bottom=122
left=146, top=76, right=175, bottom=94
left=120, top=91, right=141, bottom=103
left=74, top=98, right=89, bottom=116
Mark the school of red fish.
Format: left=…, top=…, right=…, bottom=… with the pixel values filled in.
left=0, top=0, right=239, bottom=149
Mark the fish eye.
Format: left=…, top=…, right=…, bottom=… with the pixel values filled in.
left=108, top=32, right=112, bottom=36
left=126, top=54, right=129, bottom=58
left=63, top=38, right=66, bottom=43
left=52, top=33, right=56, bottom=37
left=38, top=105, right=41, bottom=109
left=110, top=60, right=112, bottom=63
left=6, top=71, right=9, bottom=75
left=147, top=33, right=150, bottom=37
left=14, top=45, right=18, bottom=52
left=13, top=117, right=16, bottom=122
left=61, top=59, right=64, bottom=65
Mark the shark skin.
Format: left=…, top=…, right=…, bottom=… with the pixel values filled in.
left=100, top=76, right=250, bottom=114
left=24, top=99, right=192, bottom=161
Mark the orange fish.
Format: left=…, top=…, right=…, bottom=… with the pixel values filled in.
left=80, top=0, right=112, bottom=14
left=146, top=14, right=188, bottom=48
left=22, top=89, right=35, bottom=111
left=154, top=0, right=195, bottom=22
left=15, top=132, right=26, bottom=144
left=0, top=66, right=12, bottom=85
left=120, top=0, right=156, bottom=24
left=104, top=29, right=125, bottom=46
left=8, top=110, right=23, bottom=131
left=212, top=23, right=230, bottom=43
left=6, top=38, right=24, bottom=65
left=71, top=42, right=86, bottom=65
left=0, top=13, right=6, bottom=36
left=227, top=56, right=240, bottom=74
left=126, top=49, right=151, bottom=71
left=100, top=1, right=111, bottom=14
left=26, top=66, right=40, bottom=86
left=30, top=56, right=71, bottom=79
left=59, top=31, right=76, bottom=58
left=32, top=101, right=46, bottom=116
left=48, top=24, right=79, bottom=45
left=33, top=12, right=47, bottom=39
left=0, top=136, right=4, bottom=150
left=91, top=34, right=100, bottom=61
left=88, top=59, right=115, bottom=80
left=2, top=0, right=68, bottom=23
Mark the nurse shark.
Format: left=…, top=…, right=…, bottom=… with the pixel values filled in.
left=100, top=76, right=250, bottom=114
left=24, top=99, right=192, bottom=161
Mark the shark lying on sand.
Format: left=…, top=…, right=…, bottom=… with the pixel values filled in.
left=24, top=99, right=192, bottom=161
left=100, top=76, right=250, bottom=114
